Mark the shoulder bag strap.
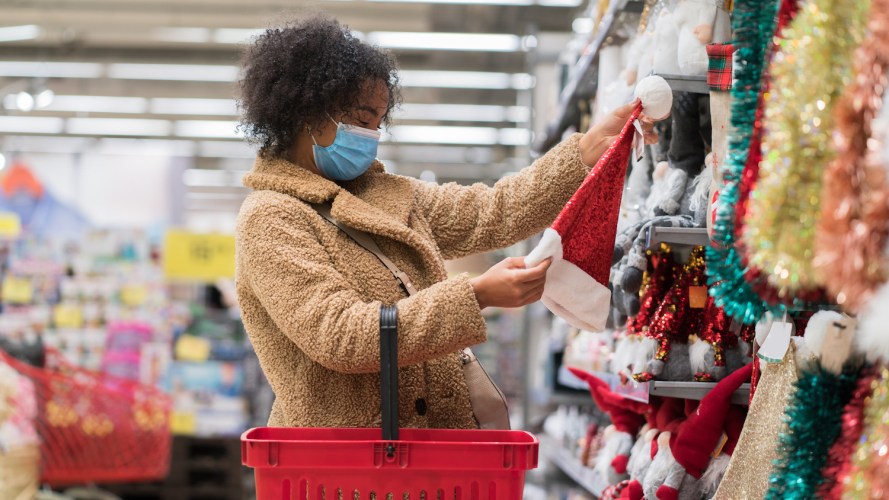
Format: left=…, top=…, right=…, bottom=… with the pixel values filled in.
left=312, top=203, right=418, bottom=296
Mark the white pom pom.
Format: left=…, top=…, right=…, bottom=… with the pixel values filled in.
left=804, top=310, right=844, bottom=359
left=859, top=282, right=889, bottom=364
left=634, top=75, right=673, bottom=120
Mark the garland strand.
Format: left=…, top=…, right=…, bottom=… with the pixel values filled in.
left=765, top=365, right=859, bottom=500
left=705, top=0, right=780, bottom=324
left=817, top=367, right=877, bottom=499
left=738, top=0, right=820, bottom=308
left=844, top=367, right=889, bottom=498
left=741, top=0, right=870, bottom=294
left=814, top=0, right=889, bottom=312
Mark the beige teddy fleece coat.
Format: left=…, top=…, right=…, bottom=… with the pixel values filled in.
left=236, top=133, right=590, bottom=429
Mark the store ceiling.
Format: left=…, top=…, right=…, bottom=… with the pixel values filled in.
left=0, top=0, right=580, bottom=218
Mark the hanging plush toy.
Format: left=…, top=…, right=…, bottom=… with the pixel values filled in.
left=525, top=75, right=672, bottom=332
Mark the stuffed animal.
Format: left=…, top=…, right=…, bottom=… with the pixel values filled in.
left=674, top=0, right=725, bottom=76
left=654, top=92, right=711, bottom=217
left=653, top=9, right=681, bottom=75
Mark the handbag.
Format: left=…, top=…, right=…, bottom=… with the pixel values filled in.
left=312, top=203, right=511, bottom=430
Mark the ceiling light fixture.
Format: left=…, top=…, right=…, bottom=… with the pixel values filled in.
left=399, top=70, right=533, bottom=89
left=43, top=95, right=148, bottom=114
left=15, top=92, right=35, bottom=112
left=34, top=89, right=54, bottom=108
left=66, top=118, right=172, bottom=137
left=150, top=98, right=237, bottom=116
left=396, top=103, right=529, bottom=122
left=368, top=31, right=522, bottom=52
left=0, top=61, right=103, bottom=79
left=0, top=116, right=64, bottom=134
left=106, top=63, right=239, bottom=82
left=0, top=25, right=42, bottom=43
left=213, top=28, right=265, bottom=44
left=174, top=120, right=241, bottom=139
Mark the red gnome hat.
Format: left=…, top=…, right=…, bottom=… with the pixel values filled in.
left=670, top=364, right=753, bottom=479
left=568, top=367, right=649, bottom=435
left=525, top=76, right=673, bottom=332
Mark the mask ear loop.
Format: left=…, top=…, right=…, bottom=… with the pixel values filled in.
left=308, top=115, right=342, bottom=146
left=307, top=125, right=319, bottom=146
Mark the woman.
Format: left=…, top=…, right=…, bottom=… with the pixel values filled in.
left=235, top=15, right=658, bottom=429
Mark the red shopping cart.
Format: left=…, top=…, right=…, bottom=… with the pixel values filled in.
left=242, top=305, right=539, bottom=499
left=0, top=347, right=172, bottom=485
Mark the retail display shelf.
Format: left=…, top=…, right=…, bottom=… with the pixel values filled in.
left=534, top=0, right=645, bottom=153
left=540, top=434, right=608, bottom=498
left=652, top=73, right=710, bottom=94
left=647, top=226, right=710, bottom=248
left=651, top=381, right=751, bottom=405
left=584, top=370, right=751, bottom=405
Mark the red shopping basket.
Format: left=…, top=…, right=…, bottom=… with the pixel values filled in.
left=242, top=305, right=539, bottom=499
left=0, top=347, right=172, bottom=485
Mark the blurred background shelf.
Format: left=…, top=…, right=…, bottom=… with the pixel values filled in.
left=651, top=73, right=710, bottom=94
left=561, top=368, right=751, bottom=406
left=540, top=434, right=608, bottom=498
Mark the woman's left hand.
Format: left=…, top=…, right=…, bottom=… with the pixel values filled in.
left=577, top=99, right=661, bottom=167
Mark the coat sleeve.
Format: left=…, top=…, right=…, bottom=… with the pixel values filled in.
left=413, top=133, right=589, bottom=260
left=237, top=203, right=488, bottom=374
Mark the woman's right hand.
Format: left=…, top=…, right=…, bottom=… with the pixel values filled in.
left=469, top=257, right=552, bottom=309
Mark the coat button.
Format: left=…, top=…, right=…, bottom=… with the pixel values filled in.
left=415, top=398, right=427, bottom=416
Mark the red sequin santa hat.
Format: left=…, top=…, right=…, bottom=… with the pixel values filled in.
left=525, top=76, right=673, bottom=332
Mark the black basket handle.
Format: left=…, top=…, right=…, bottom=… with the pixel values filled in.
left=379, top=305, right=399, bottom=446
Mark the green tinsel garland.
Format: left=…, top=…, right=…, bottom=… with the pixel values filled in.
left=765, top=366, right=859, bottom=500
left=704, top=0, right=781, bottom=324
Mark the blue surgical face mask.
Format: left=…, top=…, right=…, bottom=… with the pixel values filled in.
left=311, top=117, right=381, bottom=181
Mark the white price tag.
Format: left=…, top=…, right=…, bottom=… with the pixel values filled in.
left=632, top=119, right=645, bottom=161
left=757, top=320, right=793, bottom=363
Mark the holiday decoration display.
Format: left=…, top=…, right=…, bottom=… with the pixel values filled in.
left=742, top=0, right=869, bottom=295
left=814, top=0, right=889, bottom=312
left=705, top=0, right=781, bottom=324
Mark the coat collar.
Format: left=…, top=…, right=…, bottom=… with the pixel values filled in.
left=244, top=156, right=447, bottom=280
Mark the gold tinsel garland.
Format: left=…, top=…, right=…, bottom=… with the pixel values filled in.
left=813, top=0, right=889, bottom=312
left=843, top=367, right=889, bottom=498
left=741, top=0, right=869, bottom=295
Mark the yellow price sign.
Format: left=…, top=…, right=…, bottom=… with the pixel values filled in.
left=0, top=212, right=21, bottom=239
left=120, top=284, right=149, bottom=306
left=175, top=334, right=211, bottom=362
left=170, top=411, right=197, bottom=435
left=2, top=276, right=33, bottom=304
left=53, top=304, right=84, bottom=328
left=163, top=230, right=235, bottom=282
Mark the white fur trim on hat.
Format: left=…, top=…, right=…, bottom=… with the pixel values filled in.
left=525, top=228, right=611, bottom=332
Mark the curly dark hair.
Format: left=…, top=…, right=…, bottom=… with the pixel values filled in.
left=237, top=15, right=401, bottom=158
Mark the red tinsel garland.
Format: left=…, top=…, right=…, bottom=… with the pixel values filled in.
left=817, top=367, right=878, bottom=499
